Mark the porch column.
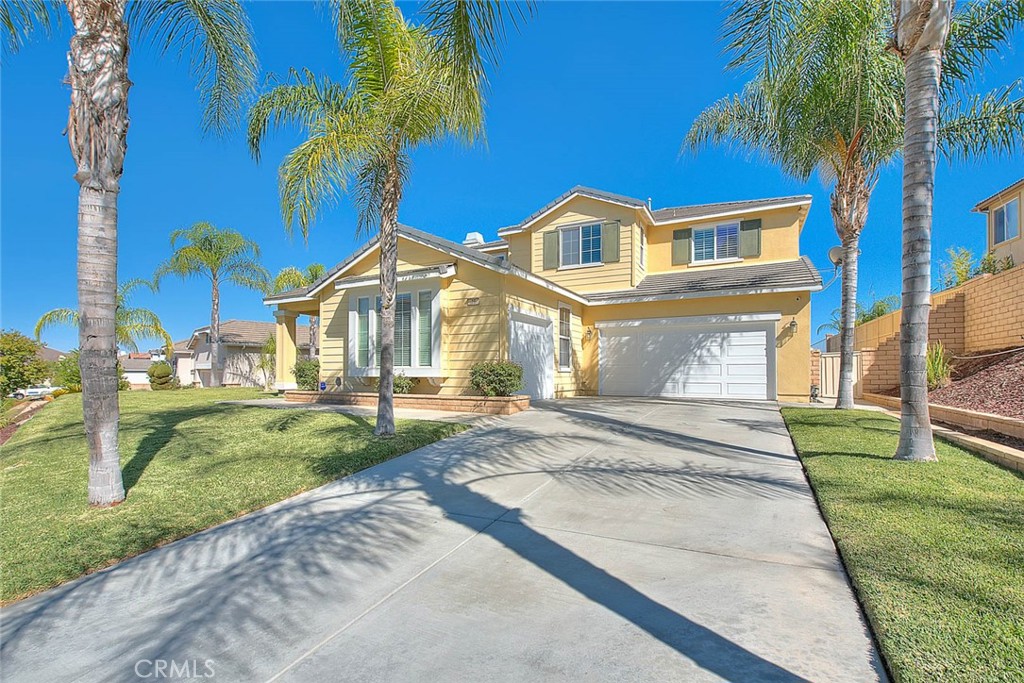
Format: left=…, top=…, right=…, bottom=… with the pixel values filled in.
left=274, top=309, right=299, bottom=390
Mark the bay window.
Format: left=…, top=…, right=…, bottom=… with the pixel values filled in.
left=350, top=285, right=440, bottom=376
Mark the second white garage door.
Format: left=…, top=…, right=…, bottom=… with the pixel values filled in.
left=598, top=317, right=776, bottom=400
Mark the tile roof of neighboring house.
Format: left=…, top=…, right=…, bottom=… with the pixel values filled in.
left=650, top=195, right=814, bottom=222
left=120, top=356, right=156, bottom=372
left=972, top=177, right=1024, bottom=211
left=586, top=257, right=823, bottom=303
left=37, top=346, right=67, bottom=363
left=172, top=339, right=191, bottom=353
left=188, top=320, right=310, bottom=349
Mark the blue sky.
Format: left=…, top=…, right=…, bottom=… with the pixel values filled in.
left=2, top=1, right=1022, bottom=353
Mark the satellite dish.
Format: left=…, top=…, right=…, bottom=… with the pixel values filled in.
left=827, top=246, right=844, bottom=267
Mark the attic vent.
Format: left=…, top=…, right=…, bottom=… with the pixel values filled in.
left=462, top=231, right=485, bottom=247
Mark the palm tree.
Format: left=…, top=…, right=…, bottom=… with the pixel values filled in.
left=154, top=222, right=269, bottom=388
left=891, top=0, right=952, bottom=462
left=2, top=1, right=256, bottom=506
left=35, top=279, right=174, bottom=353
left=686, top=0, right=1023, bottom=412
left=270, top=263, right=326, bottom=357
left=248, top=0, right=529, bottom=437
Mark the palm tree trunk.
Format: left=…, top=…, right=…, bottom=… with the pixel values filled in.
left=895, top=17, right=947, bottom=462
left=829, top=173, right=870, bottom=410
left=375, top=160, right=402, bottom=437
left=835, top=234, right=860, bottom=409
left=66, top=0, right=130, bottom=507
left=210, top=274, right=222, bottom=388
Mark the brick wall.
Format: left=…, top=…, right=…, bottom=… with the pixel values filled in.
left=839, top=265, right=1023, bottom=391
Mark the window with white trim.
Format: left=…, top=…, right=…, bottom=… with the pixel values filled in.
left=352, top=286, right=439, bottom=374
left=693, top=222, right=739, bottom=262
left=560, top=224, right=602, bottom=267
left=994, top=198, right=1020, bottom=244
left=558, top=305, right=572, bottom=371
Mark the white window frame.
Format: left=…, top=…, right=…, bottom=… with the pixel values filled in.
left=558, top=303, right=573, bottom=372
left=348, top=284, right=442, bottom=377
left=692, top=221, right=741, bottom=264
left=993, top=197, right=1020, bottom=245
left=558, top=222, right=603, bottom=269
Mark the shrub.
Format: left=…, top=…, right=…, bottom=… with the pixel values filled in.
left=147, top=361, right=175, bottom=390
left=470, top=361, right=524, bottom=397
left=926, top=342, right=953, bottom=391
left=0, top=330, right=49, bottom=398
left=50, top=388, right=70, bottom=398
left=374, top=373, right=418, bottom=394
left=53, top=350, right=82, bottom=391
left=293, top=359, right=320, bottom=390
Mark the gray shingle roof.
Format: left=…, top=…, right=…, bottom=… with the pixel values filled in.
left=332, top=264, right=455, bottom=288
left=972, top=177, right=1024, bottom=212
left=586, top=257, right=822, bottom=303
left=188, top=320, right=310, bottom=349
left=651, top=195, right=812, bottom=223
left=120, top=357, right=156, bottom=372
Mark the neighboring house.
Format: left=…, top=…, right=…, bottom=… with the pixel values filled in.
left=265, top=186, right=822, bottom=401
left=182, top=320, right=310, bottom=388
left=171, top=339, right=194, bottom=387
left=36, top=346, right=67, bottom=387
left=973, top=177, right=1022, bottom=265
left=119, top=353, right=157, bottom=390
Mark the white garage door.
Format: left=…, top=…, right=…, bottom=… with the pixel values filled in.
left=509, top=310, right=554, bottom=400
left=599, top=318, right=775, bottom=400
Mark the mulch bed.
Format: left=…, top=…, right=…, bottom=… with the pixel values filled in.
left=930, top=348, right=1024, bottom=421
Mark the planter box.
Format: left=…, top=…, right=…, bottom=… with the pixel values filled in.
left=862, top=392, right=1024, bottom=441
left=284, top=391, right=530, bottom=415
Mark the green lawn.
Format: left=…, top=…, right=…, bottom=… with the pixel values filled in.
left=782, top=408, right=1024, bottom=683
left=1, top=388, right=465, bottom=604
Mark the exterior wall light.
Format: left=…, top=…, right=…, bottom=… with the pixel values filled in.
left=788, top=318, right=798, bottom=332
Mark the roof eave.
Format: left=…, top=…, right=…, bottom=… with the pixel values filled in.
left=651, top=198, right=813, bottom=227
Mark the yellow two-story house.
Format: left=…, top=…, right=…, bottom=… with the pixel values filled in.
left=266, top=186, right=822, bottom=402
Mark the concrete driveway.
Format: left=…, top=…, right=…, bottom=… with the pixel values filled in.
left=1, top=398, right=885, bottom=682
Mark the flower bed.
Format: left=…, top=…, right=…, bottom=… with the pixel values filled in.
left=284, top=391, right=530, bottom=415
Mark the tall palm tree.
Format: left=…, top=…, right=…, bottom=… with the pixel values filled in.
left=2, top=1, right=256, bottom=506
left=154, top=223, right=268, bottom=388
left=248, top=0, right=529, bottom=437
left=270, top=263, right=326, bottom=357
left=686, top=0, right=1023, bottom=411
left=891, top=0, right=952, bottom=462
left=35, top=278, right=174, bottom=353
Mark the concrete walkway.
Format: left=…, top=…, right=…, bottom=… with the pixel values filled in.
left=0, top=398, right=885, bottom=682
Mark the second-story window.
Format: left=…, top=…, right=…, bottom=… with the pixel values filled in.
left=693, top=223, right=739, bottom=262
left=994, top=198, right=1020, bottom=244
left=561, top=223, right=602, bottom=267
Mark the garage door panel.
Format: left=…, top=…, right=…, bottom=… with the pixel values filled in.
left=599, top=323, right=772, bottom=400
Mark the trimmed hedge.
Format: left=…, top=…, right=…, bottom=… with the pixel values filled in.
left=147, top=361, right=175, bottom=390
left=470, top=361, right=524, bottom=397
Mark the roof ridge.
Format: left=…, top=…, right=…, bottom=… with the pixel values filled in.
left=654, top=194, right=813, bottom=213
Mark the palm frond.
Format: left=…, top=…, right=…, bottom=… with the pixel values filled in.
left=722, top=0, right=803, bottom=76
left=943, top=0, right=1024, bottom=93
left=35, top=308, right=78, bottom=341
left=127, top=0, right=257, bottom=135
left=0, top=0, right=60, bottom=56
left=939, top=82, right=1024, bottom=162
left=247, top=69, right=354, bottom=162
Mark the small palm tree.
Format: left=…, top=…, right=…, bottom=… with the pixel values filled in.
left=154, top=223, right=269, bottom=388
left=248, top=0, right=529, bottom=437
left=36, top=279, right=174, bottom=353
left=686, top=0, right=1023, bottom=412
left=256, top=335, right=276, bottom=392
left=2, top=0, right=256, bottom=506
left=270, top=263, right=326, bottom=357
